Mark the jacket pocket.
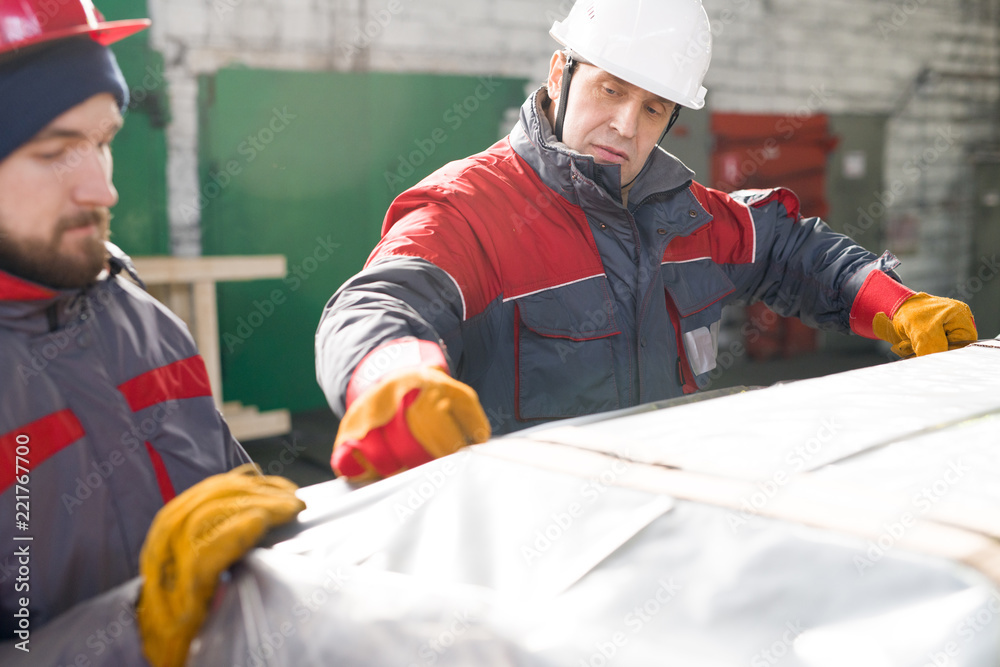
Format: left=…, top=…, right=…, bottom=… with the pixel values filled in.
left=663, top=261, right=735, bottom=387
left=514, top=282, right=621, bottom=420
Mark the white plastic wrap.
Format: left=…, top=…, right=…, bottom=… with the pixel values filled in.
left=185, top=342, right=1000, bottom=665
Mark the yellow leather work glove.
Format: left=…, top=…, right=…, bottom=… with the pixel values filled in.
left=872, top=292, right=977, bottom=358
left=137, top=464, right=306, bottom=667
left=332, top=366, right=491, bottom=481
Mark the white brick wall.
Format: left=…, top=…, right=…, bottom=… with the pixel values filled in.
left=147, top=0, right=999, bottom=298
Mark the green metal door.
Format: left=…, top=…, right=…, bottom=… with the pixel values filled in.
left=198, top=68, right=528, bottom=412
left=103, top=0, right=171, bottom=255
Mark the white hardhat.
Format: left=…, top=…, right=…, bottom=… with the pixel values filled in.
left=550, top=0, right=712, bottom=110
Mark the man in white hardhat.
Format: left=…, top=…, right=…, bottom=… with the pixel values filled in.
left=315, top=0, right=976, bottom=481
left=0, top=2, right=305, bottom=665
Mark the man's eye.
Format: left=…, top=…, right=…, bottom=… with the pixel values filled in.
left=604, top=87, right=619, bottom=96
left=646, top=106, right=662, bottom=116
left=36, top=148, right=66, bottom=160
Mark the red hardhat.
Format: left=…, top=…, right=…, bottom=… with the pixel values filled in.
left=0, top=0, right=150, bottom=56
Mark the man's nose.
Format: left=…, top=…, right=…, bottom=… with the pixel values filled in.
left=609, top=100, right=641, bottom=139
left=71, top=145, right=119, bottom=209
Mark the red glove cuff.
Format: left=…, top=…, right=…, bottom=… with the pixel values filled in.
left=332, top=389, right=434, bottom=478
left=346, top=338, right=448, bottom=406
left=849, top=270, right=916, bottom=339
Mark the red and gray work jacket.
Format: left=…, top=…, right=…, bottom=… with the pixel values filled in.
left=0, top=243, right=248, bottom=663
left=316, top=89, right=903, bottom=434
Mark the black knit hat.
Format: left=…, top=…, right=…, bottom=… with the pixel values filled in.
left=0, top=37, right=129, bottom=162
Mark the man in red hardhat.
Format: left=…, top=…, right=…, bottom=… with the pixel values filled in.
left=315, top=0, right=977, bottom=481
left=0, top=2, right=304, bottom=665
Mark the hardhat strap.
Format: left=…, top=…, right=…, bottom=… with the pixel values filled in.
left=553, top=53, right=578, bottom=143
left=658, top=105, right=682, bottom=145
left=627, top=106, right=683, bottom=190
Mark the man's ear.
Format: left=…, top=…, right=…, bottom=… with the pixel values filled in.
left=546, top=50, right=567, bottom=102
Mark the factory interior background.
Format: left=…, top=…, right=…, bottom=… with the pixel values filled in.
left=100, top=0, right=1000, bottom=485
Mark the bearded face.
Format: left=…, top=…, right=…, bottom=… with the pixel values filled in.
left=0, top=94, right=121, bottom=290
left=0, top=208, right=110, bottom=289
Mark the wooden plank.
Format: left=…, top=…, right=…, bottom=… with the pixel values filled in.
left=130, top=254, right=291, bottom=439
left=132, top=255, right=287, bottom=284
left=223, top=407, right=292, bottom=442
left=193, top=280, right=222, bottom=406
left=163, top=284, right=193, bottom=324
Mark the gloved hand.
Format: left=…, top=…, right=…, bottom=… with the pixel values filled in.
left=873, top=292, right=977, bottom=358
left=333, top=366, right=491, bottom=481
left=137, top=464, right=306, bottom=667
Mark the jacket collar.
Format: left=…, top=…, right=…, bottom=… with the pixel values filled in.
left=0, top=270, right=84, bottom=335
left=0, top=271, right=59, bottom=302
left=510, top=87, right=696, bottom=210
left=0, top=241, right=136, bottom=334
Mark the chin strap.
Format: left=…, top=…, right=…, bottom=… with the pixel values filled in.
left=628, top=106, right=684, bottom=190
left=553, top=53, right=578, bottom=143
left=658, top=105, right=682, bottom=145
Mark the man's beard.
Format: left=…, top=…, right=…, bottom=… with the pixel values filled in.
left=0, top=209, right=111, bottom=289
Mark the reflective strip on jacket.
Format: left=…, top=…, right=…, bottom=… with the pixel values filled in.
left=316, top=89, right=899, bottom=434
